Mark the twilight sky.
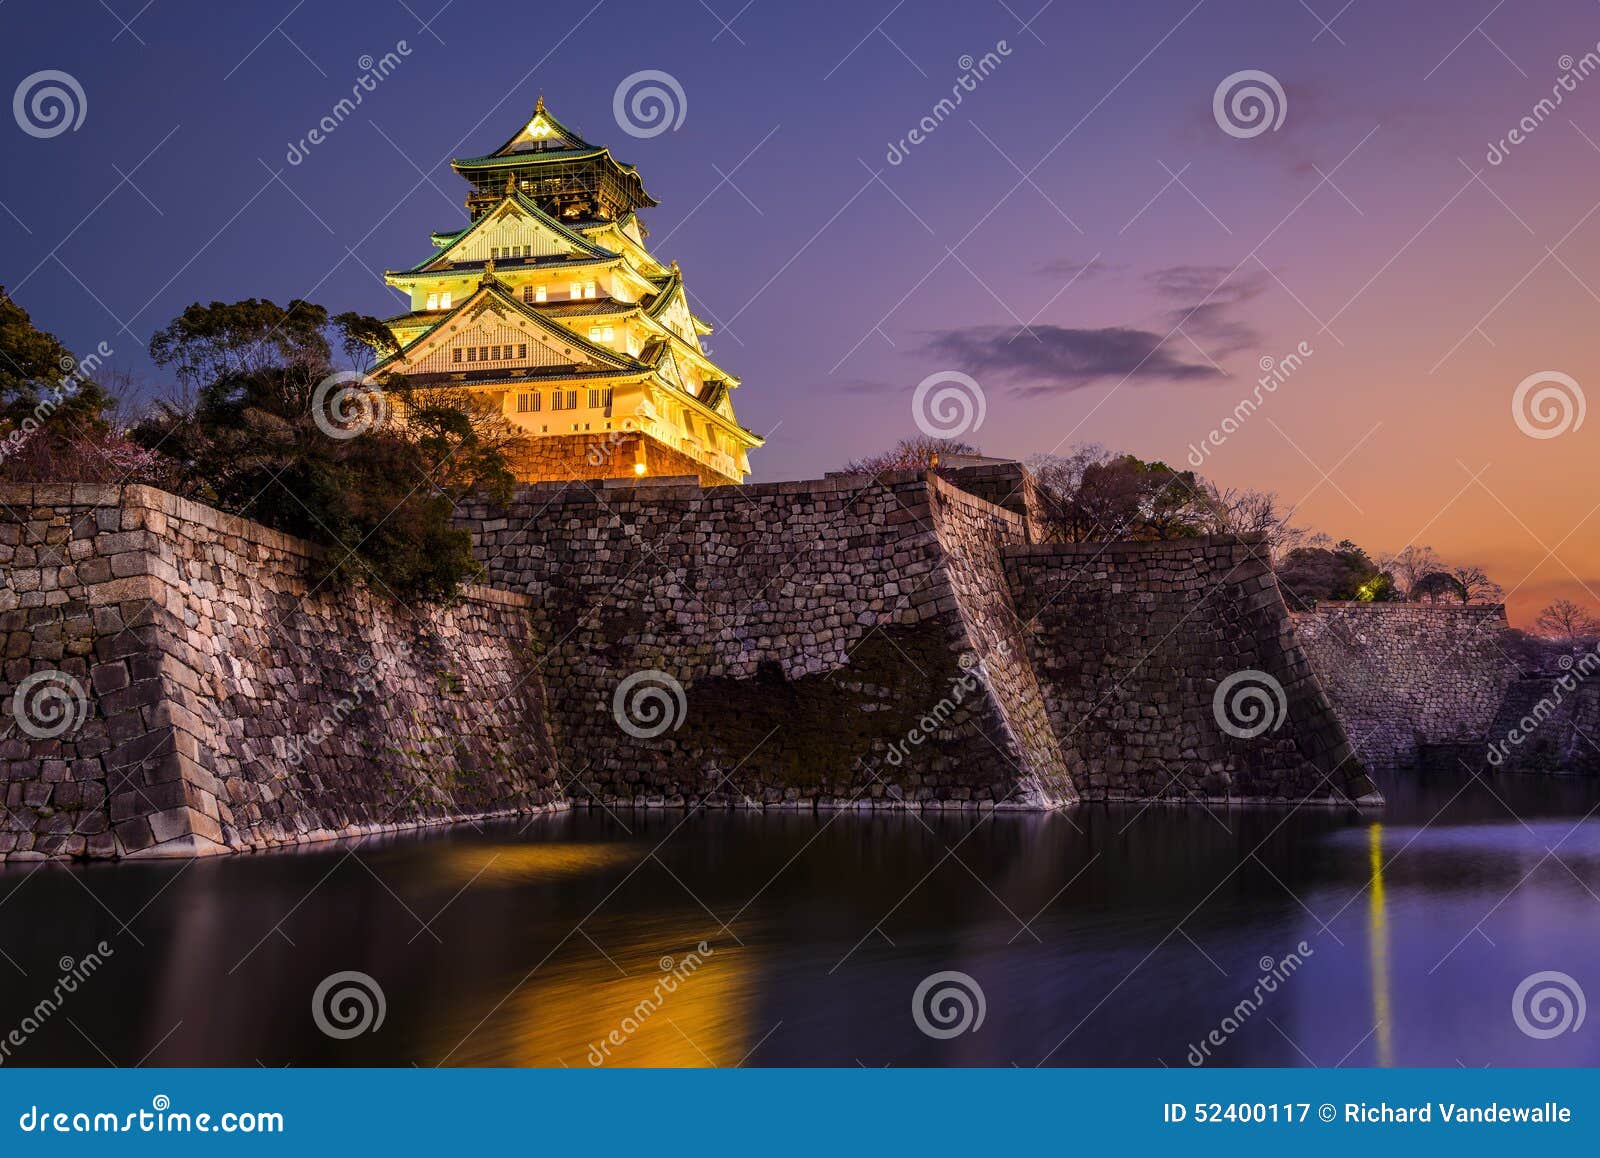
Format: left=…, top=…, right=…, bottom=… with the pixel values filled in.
left=2, top=0, right=1598, bottom=625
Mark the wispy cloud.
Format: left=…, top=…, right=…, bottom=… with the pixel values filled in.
left=923, top=323, right=1226, bottom=394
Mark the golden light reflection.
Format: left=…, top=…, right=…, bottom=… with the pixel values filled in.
left=1368, top=822, right=1394, bottom=1067
left=439, top=843, right=636, bottom=888
left=447, top=933, right=755, bottom=1068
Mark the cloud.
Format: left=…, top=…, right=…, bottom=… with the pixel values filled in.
left=1145, top=264, right=1267, bottom=358
left=923, top=324, right=1226, bottom=394
left=1032, top=255, right=1121, bottom=280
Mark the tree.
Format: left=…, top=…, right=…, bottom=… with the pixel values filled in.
left=1274, top=539, right=1396, bottom=610
left=0, top=288, right=159, bottom=483
left=1381, top=545, right=1443, bottom=600
left=134, top=298, right=527, bottom=602
left=840, top=435, right=981, bottom=475
left=1411, top=570, right=1469, bottom=603
left=1534, top=598, right=1600, bottom=645
left=1451, top=564, right=1504, bottom=604
left=1029, top=449, right=1208, bottom=542
left=1197, top=483, right=1305, bottom=557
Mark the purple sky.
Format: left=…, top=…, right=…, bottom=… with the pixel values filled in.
left=4, top=0, right=1599, bottom=623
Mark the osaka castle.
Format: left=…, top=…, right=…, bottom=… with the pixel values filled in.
left=378, top=96, right=762, bottom=485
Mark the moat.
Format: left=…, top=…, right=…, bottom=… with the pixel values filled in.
left=1, top=769, right=1597, bottom=1068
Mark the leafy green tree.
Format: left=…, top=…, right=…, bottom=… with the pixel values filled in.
left=1274, top=539, right=1397, bottom=609
left=135, top=298, right=526, bottom=602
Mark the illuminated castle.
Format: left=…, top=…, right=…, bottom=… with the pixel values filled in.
left=378, top=97, right=761, bottom=485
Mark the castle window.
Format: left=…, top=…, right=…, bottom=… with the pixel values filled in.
left=452, top=348, right=462, bottom=363
left=517, top=393, right=539, bottom=413
left=439, top=292, right=451, bottom=309
left=465, top=347, right=476, bottom=362
left=583, top=282, right=596, bottom=299
left=479, top=346, right=489, bottom=361
left=551, top=391, right=568, bottom=411
left=569, top=282, right=582, bottom=300
left=426, top=292, right=439, bottom=310
left=535, top=285, right=547, bottom=303
left=523, top=286, right=534, bottom=303
left=588, top=388, right=613, bottom=410
left=519, top=344, right=528, bottom=358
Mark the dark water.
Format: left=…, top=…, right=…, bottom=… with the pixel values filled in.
left=2, top=771, right=1598, bottom=1068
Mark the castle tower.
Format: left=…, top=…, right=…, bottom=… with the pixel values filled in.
left=377, top=97, right=762, bottom=486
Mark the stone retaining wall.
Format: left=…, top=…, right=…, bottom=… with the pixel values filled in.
left=1288, top=603, right=1517, bottom=766
left=1483, top=672, right=1600, bottom=775
left=0, top=484, right=563, bottom=861
left=1006, top=537, right=1375, bottom=803
left=2, top=470, right=1387, bottom=860
left=465, top=472, right=1373, bottom=809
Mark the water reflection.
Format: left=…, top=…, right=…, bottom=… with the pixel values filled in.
left=0, top=771, right=1596, bottom=1067
left=1368, top=824, right=1393, bottom=1067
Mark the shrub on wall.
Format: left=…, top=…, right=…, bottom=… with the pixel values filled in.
left=133, top=298, right=526, bottom=603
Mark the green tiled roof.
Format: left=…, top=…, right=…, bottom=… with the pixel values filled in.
left=394, top=190, right=619, bottom=276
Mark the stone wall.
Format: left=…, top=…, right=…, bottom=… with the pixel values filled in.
left=1288, top=603, right=1518, bottom=767
left=1484, top=672, right=1600, bottom=775
left=506, top=432, right=732, bottom=487
left=0, top=484, right=563, bottom=862
left=1006, top=537, right=1375, bottom=803
left=465, top=471, right=1071, bottom=809
left=2, top=469, right=1387, bottom=860
left=466, top=473, right=1372, bottom=809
